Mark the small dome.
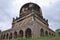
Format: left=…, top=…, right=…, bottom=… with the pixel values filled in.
left=20, top=2, right=42, bottom=17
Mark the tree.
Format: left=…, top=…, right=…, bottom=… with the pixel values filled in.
left=56, top=29, right=60, bottom=35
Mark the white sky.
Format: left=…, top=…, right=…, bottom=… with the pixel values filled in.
left=0, top=0, right=60, bottom=31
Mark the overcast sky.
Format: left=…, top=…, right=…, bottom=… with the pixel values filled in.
left=0, top=0, right=60, bottom=31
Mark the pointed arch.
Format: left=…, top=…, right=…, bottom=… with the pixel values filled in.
left=19, top=30, right=23, bottom=37
left=3, top=34, right=5, bottom=39
left=40, top=28, right=44, bottom=36
left=9, top=33, right=12, bottom=39
left=14, top=31, right=17, bottom=38
left=45, top=30, right=48, bottom=36
left=25, top=28, right=32, bottom=38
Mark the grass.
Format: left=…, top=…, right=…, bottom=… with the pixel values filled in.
left=10, top=36, right=60, bottom=40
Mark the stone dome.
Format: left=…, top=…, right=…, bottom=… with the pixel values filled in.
left=19, top=2, right=42, bottom=17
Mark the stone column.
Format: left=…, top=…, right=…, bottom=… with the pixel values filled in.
left=12, top=32, right=14, bottom=39
left=7, top=33, right=9, bottom=40
left=17, top=31, right=19, bottom=37
left=44, top=30, right=45, bottom=36
left=23, top=30, right=25, bottom=38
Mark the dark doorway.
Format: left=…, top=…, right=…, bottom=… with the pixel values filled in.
left=25, top=28, right=32, bottom=38
left=9, top=33, right=12, bottom=39
left=45, top=31, right=48, bottom=36
left=40, top=28, right=44, bottom=36
left=3, top=34, right=5, bottom=39
left=14, top=31, right=17, bottom=38
left=19, top=30, right=23, bottom=37
left=49, top=32, right=51, bottom=36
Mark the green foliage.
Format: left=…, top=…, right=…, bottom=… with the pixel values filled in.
left=56, top=29, right=60, bottom=32
left=56, top=29, right=60, bottom=35
left=10, top=36, right=60, bottom=40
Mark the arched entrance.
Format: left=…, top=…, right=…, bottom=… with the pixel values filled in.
left=14, top=31, right=17, bottom=38
left=40, top=28, right=44, bottom=36
left=52, top=34, right=53, bottom=36
left=49, top=32, right=51, bottom=36
left=25, top=28, right=32, bottom=38
left=45, top=31, right=48, bottom=36
left=19, top=30, right=23, bottom=37
left=3, top=34, right=5, bottom=39
left=9, top=33, right=12, bottom=39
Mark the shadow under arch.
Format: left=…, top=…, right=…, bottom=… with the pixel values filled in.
left=25, top=28, right=32, bottom=38
left=19, top=30, right=23, bottom=37
left=14, top=31, right=17, bottom=38
left=3, top=34, right=5, bottom=39
left=40, top=28, right=44, bottom=36
left=9, top=32, right=12, bottom=39
left=45, top=30, right=48, bottom=36
left=6, top=33, right=8, bottom=39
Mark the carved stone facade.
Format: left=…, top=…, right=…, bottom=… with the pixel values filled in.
left=0, top=3, right=56, bottom=40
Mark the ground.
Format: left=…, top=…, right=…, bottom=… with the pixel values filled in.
left=49, top=38, right=60, bottom=40
left=10, top=36, right=60, bottom=40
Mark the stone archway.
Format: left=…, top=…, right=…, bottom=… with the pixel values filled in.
left=14, top=31, right=17, bottom=38
left=9, top=33, right=12, bottom=39
left=49, top=32, right=51, bottom=36
left=19, top=30, right=23, bottom=37
left=3, top=34, right=5, bottom=39
left=52, top=34, right=53, bottom=36
left=40, top=28, right=44, bottom=36
left=45, top=31, right=48, bottom=36
left=25, top=28, right=32, bottom=38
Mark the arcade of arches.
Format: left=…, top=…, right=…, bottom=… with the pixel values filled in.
left=1, top=28, right=55, bottom=39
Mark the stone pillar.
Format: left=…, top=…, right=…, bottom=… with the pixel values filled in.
left=31, top=31, right=34, bottom=38
left=8, top=33, right=10, bottom=40
left=23, top=30, right=25, bottom=38
left=12, top=32, right=14, bottom=39
left=44, top=30, right=46, bottom=36
left=17, top=31, right=19, bottom=37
